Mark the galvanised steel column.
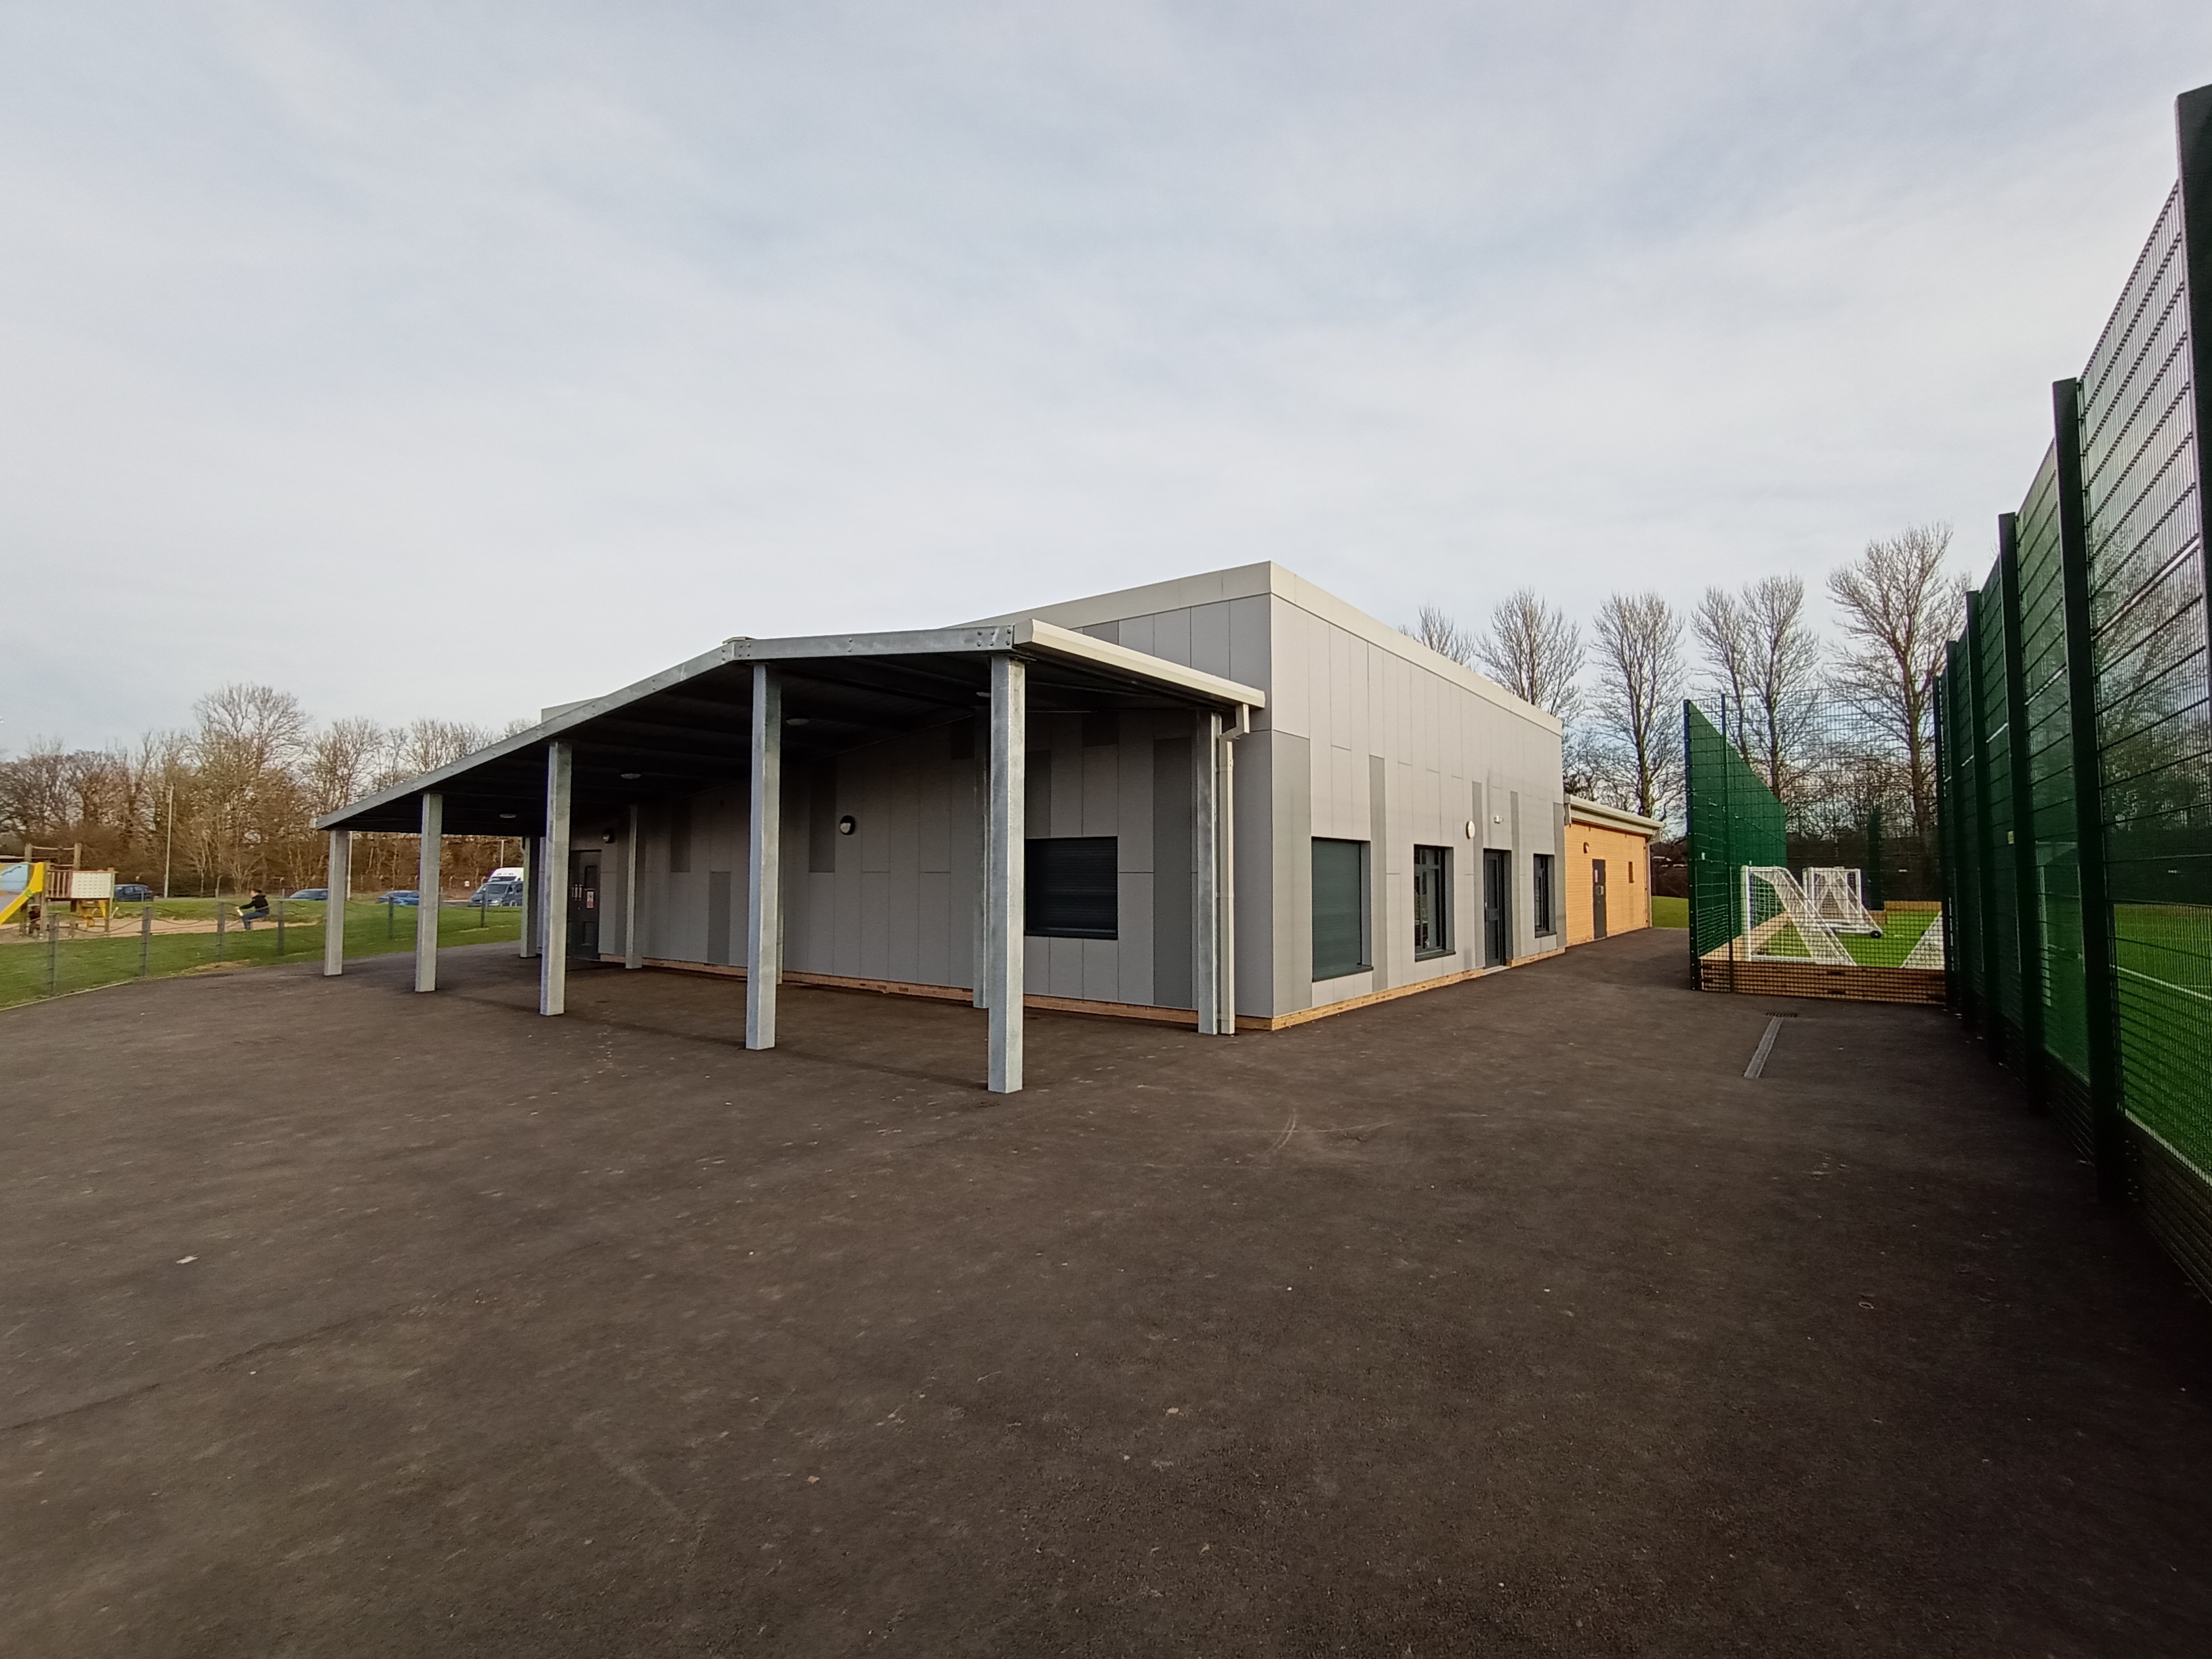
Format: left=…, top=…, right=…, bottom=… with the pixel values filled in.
left=986, top=655, right=1025, bottom=1093
left=1195, top=710, right=1222, bottom=1036
left=323, top=830, right=350, bottom=977
left=540, top=743, right=573, bottom=1017
left=1999, top=515, right=2047, bottom=1101
left=1965, top=592, right=2005, bottom=1060
left=745, top=664, right=782, bottom=1050
left=415, top=792, right=443, bottom=993
left=2053, top=375, right=2127, bottom=1200
left=520, top=834, right=539, bottom=960
left=1214, top=710, right=1240, bottom=1037
left=624, top=803, right=641, bottom=970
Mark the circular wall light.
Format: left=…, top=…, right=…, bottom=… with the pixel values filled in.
left=837, top=815, right=857, bottom=836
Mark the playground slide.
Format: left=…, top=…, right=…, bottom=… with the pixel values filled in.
left=0, top=862, right=40, bottom=928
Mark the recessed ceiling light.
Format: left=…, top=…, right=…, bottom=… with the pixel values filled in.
left=785, top=716, right=809, bottom=726
left=499, top=813, right=516, bottom=819
left=620, top=771, right=641, bottom=779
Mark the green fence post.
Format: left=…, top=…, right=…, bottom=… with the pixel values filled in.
left=386, top=897, right=395, bottom=939
left=1999, top=516, right=2047, bottom=1103
left=215, top=888, right=226, bottom=960
left=140, top=901, right=152, bottom=977
left=45, top=900, right=60, bottom=996
left=1866, top=805, right=1884, bottom=914
left=1965, top=593, right=2005, bottom=1061
left=1935, top=656, right=1961, bottom=1015
left=2053, top=375, right=2127, bottom=1202
left=276, top=895, right=286, bottom=958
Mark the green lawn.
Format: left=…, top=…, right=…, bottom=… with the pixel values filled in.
left=1758, top=907, right=1938, bottom=968
left=1650, top=896, right=1687, bottom=929
left=0, top=899, right=523, bottom=1011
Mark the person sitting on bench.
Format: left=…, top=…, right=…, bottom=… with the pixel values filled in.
left=238, top=890, right=272, bottom=930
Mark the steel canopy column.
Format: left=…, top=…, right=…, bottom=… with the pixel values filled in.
left=624, top=803, right=642, bottom=969
left=541, top=743, right=572, bottom=1016
left=323, top=830, right=350, bottom=977
left=747, top=665, right=783, bottom=1050
left=520, top=835, right=539, bottom=959
left=987, top=655, right=1025, bottom=1093
left=415, top=792, right=443, bottom=993
left=1215, top=708, right=1242, bottom=1036
left=1195, top=712, right=1222, bottom=1035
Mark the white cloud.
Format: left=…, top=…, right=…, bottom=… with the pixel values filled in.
left=3, top=1, right=2208, bottom=746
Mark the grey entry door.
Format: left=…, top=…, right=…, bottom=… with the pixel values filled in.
left=569, top=849, right=601, bottom=960
left=1593, top=858, right=1609, bottom=939
left=1482, top=848, right=1510, bottom=968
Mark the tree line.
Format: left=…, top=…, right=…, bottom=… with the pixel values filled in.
left=0, top=686, right=530, bottom=898
left=1406, top=524, right=1965, bottom=832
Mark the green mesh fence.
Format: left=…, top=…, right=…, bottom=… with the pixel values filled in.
left=1685, top=703, right=1784, bottom=962
left=2079, top=182, right=2212, bottom=1179
left=1938, top=130, right=2212, bottom=1303
left=1686, top=701, right=1944, bottom=999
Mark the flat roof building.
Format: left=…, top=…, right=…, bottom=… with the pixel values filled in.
left=318, top=563, right=1565, bottom=1091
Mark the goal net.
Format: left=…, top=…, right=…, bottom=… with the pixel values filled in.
left=1740, top=866, right=1856, bottom=965
left=1801, top=867, right=1883, bottom=937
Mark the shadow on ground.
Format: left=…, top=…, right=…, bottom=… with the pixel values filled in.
left=5, top=933, right=2210, bottom=1656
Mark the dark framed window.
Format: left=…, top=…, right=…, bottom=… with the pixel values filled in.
left=1533, top=853, right=1557, bottom=936
left=1311, top=838, right=1370, bottom=979
left=1026, top=837, right=1118, bottom=939
left=1413, top=844, right=1450, bottom=958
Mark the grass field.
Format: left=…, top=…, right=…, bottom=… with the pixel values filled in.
left=1650, top=895, right=1687, bottom=928
left=0, top=900, right=522, bottom=1011
left=1758, top=907, right=1938, bottom=968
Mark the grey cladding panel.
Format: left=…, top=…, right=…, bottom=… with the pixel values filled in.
left=670, top=800, right=693, bottom=874
left=708, top=869, right=733, bottom=966
left=1027, top=750, right=1052, bottom=839
left=809, top=764, right=838, bottom=874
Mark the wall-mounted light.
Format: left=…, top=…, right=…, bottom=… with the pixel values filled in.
left=499, top=813, right=517, bottom=820
left=786, top=716, right=810, bottom=726
left=837, top=815, right=857, bottom=836
left=602, top=830, right=617, bottom=844
left=620, top=771, right=642, bottom=780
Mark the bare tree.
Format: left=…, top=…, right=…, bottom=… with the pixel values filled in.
left=1474, top=589, right=1584, bottom=725
left=1742, top=575, right=1822, bottom=801
left=304, top=718, right=388, bottom=817
left=1589, top=592, right=1685, bottom=820
left=1402, top=604, right=1476, bottom=667
left=1692, top=587, right=1754, bottom=748
left=1828, top=525, right=1965, bottom=831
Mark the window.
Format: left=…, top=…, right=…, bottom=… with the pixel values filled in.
left=1413, top=844, right=1450, bottom=958
left=1311, top=838, right=1370, bottom=979
left=1533, top=853, right=1556, bottom=936
left=1025, top=837, right=1117, bottom=938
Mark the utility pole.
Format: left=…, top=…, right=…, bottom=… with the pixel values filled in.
left=163, top=779, right=176, bottom=899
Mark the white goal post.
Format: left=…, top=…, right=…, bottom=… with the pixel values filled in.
left=1740, top=866, right=1857, bottom=965
left=1801, top=867, right=1883, bottom=937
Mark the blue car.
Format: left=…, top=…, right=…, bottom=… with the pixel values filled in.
left=379, top=890, right=421, bottom=907
left=289, top=888, right=329, bottom=901
left=468, top=877, right=525, bottom=907
left=115, top=882, right=153, bottom=903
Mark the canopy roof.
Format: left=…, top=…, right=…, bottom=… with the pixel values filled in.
left=316, top=619, right=1267, bottom=838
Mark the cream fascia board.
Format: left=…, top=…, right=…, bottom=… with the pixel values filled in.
left=1011, top=618, right=1264, bottom=709
left=1565, top=796, right=1667, bottom=837
left=316, top=622, right=1262, bottom=830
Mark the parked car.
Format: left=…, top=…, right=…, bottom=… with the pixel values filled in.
left=379, top=890, right=421, bottom=907
left=469, top=876, right=525, bottom=907
left=115, top=882, right=153, bottom=903
left=289, top=888, right=329, bottom=901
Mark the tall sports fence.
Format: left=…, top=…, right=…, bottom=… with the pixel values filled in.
left=1936, top=83, right=2212, bottom=1292
left=1684, top=699, right=1945, bottom=1004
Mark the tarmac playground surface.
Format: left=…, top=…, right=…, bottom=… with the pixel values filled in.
left=6, top=930, right=2212, bottom=1656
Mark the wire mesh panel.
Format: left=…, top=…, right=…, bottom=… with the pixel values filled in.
left=1974, top=577, right=2025, bottom=1042
left=2080, top=182, right=2212, bottom=1179
left=1685, top=701, right=1944, bottom=1002
left=1944, top=649, right=1984, bottom=1015
left=2015, top=445, right=2095, bottom=1152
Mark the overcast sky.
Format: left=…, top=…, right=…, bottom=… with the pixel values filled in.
left=6, top=3, right=2210, bottom=749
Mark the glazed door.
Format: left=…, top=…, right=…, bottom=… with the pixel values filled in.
left=569, top=849, right=601, bottom=959
left=1593, top=858, right=1609, bottom=939
left=1482, top=848, right=1510, bottom=968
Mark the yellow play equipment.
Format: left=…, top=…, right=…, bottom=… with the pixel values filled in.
left=2, top=862, right=117, bottom=931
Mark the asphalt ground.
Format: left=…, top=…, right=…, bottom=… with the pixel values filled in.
left=5, top=931, right=2211, bottom=1657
